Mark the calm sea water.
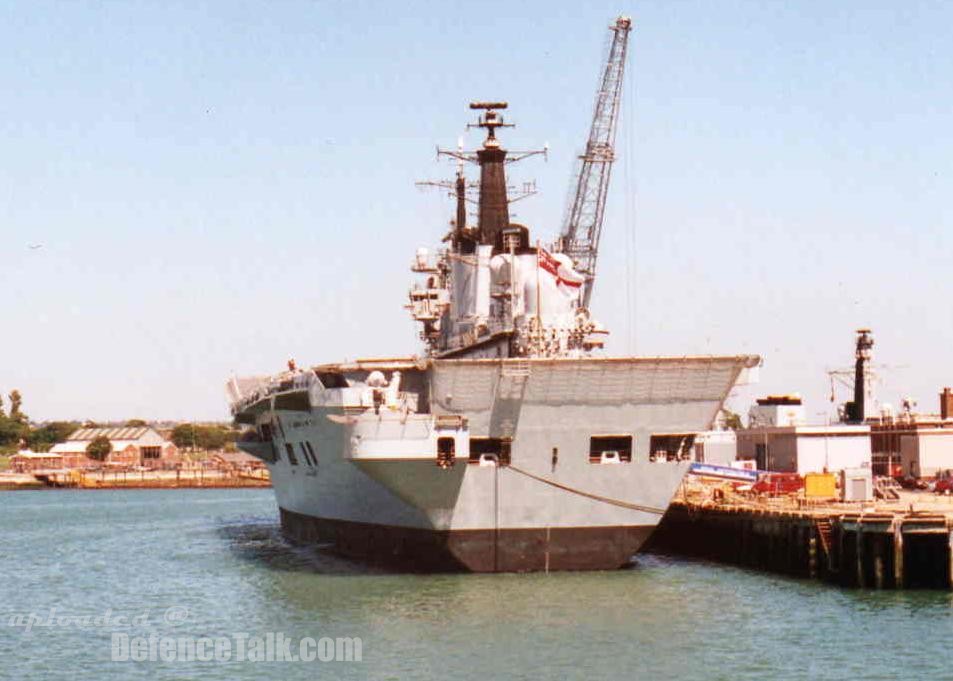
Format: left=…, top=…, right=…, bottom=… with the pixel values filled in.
left=3, top=488, right=952, bottom=680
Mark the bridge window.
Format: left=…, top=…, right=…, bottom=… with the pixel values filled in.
left=284, top=443, right=298, bottom=466
left=589, top=435, right=632, bottom=464
left=305, top=441, right=318, bottom=464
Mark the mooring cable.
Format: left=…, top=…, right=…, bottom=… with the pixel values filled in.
left=506, top=464, right=667, bottom=515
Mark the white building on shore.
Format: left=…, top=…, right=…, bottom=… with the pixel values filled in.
left=737, top=395, right=871, bottom=474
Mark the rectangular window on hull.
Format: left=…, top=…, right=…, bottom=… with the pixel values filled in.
left=437, top=436, right=455, bottom=468
left=469, top=438, right=501, bottom=464
left=315, top=371, right=348, bottom=389
left=468, top=437, right=512, bottom=465
left=299, top=442, right=312, bottom=466
left=305, top=441, right=318, bottom=465
left=284, top=443, right=298, bottom=466
left=649, top=434, right=696, bottom=462
left=259, top=424, right=273, bottom=442
left=589, top=435, right=633, bottom=464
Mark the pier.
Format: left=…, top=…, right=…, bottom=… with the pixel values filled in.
left=649, top=484, right=953, bottom=589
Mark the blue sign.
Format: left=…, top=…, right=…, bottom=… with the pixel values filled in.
left=688, top=462, right=759, bottom=483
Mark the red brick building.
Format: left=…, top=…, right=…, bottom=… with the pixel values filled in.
left=9, top=450, right=63, bottom=473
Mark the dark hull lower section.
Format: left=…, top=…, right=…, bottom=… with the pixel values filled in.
left=279, top=507, right=656, bottom=573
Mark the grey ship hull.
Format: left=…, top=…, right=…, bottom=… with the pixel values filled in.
left=235, top=355, right=757, bottom=572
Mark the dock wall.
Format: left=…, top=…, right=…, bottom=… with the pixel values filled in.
left=648, top=501, right=953, bottom=589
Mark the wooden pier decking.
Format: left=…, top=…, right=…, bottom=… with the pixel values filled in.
left=648, top=484, right=953, bottom=589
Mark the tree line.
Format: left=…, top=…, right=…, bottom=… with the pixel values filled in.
left=0, top=391, right=81, bottom=454
left=0, top=390, right=238, bottom=455
left=169, top=423, right=238, bottom=452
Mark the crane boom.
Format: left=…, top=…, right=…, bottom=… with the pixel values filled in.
left=560, top=16, right=632, bottom=309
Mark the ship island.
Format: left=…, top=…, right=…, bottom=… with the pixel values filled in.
left=227, top=17, right=759, bottom=572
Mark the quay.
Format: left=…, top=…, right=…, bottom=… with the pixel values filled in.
left=0, top=468, right=270, bottom=490
left=648, top=482, right=953, bottom=589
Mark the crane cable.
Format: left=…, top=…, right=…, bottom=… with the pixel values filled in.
left=622, top=45, right=637, bottom=355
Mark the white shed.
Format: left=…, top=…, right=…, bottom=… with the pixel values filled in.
left=737, top=424, right=871, bottom=474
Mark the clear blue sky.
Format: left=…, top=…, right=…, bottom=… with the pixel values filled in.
left=3, top=1, right=951, bottom=422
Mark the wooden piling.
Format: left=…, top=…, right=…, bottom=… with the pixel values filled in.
left=837, top=522, right=846, bottom=586
left=808, top=527, right=818, bottom=580
left=893, top=519, right=904, bottom=589
left=948, top=527, right=953, bottom=589
left=855, top=524, right=865, bottom=588
left=648, top=499, right=953, bottom=591
left=874, top=535, right=885, bottom=590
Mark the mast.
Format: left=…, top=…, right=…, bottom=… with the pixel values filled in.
left=560, top=16, right=632, bottom=309
left=470, top=102, right=512, bottom=248
left=455, top=170, right=467, bottom=238
left=435, top=103, right=545, bottom=254
left=847, top=329, right=874, bottom=423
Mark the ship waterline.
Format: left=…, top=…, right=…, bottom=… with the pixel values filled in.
left=278, top=509, right=658, bottom=572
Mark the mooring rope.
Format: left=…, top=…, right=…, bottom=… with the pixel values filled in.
left=507, top=464, right=667, bottom=515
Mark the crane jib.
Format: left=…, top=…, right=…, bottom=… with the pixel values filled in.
left=559, top=16, right=632, bottom=310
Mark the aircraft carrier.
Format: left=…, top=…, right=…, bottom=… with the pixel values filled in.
left=228, top=17, right=759, bottom=571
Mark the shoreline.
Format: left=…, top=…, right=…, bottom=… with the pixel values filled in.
left=0, top=481, right=271, bottom=491
left=0, top=470, right=270, bottom=491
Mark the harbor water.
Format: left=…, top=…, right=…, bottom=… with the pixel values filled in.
left=4, top=489, right=952, bottom=680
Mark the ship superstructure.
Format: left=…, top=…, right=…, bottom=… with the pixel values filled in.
left=228, top=17, right=759, bottom=571
left=407, top=101, right=604, bottom=360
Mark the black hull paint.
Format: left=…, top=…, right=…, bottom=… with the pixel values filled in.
left=279, top=507, right=655, bottom=573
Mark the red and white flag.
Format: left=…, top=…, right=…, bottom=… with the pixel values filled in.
left=538, top=247, right=584, bottom=295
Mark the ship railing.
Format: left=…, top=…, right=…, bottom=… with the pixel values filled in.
left=410, top=248, right=449, bottom=273
left=229, top=371, right=317, bottom=413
